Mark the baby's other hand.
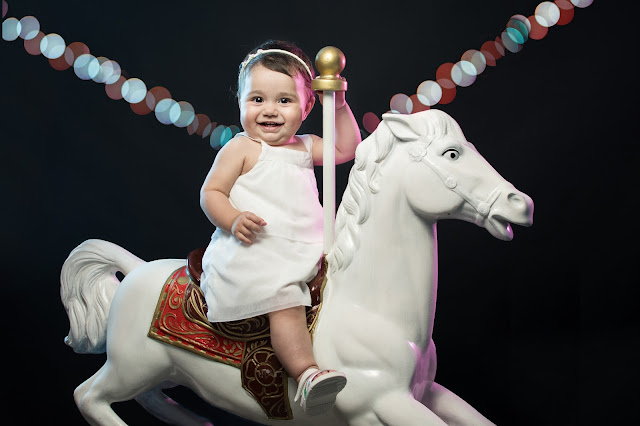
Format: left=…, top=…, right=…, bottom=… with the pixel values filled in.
left=316, top=90, right=346, bottom=109
left=231, top=211, right=267, bottom=244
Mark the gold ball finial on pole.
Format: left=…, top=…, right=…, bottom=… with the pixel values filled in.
left=312, top=46, right=347, bottom=92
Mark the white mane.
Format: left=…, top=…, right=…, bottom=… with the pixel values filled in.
left=327, top=109, right=465, bottom=274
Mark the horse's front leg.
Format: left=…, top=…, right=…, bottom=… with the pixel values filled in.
left=414, top=339, right=495, bottom=425
left=371, top=390, right=448, bottom=426
left=421, top=382, right=496, bottom=426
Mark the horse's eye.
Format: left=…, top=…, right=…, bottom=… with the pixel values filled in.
left=443, top=149, right=459, bottom=160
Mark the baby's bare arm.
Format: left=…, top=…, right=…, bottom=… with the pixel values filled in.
left=334, top=97, right=361, bottom=164
left=200, top=140, right=266, bottom=244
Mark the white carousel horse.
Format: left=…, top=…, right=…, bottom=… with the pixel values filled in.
left=61, top=109, right=533, bottom=426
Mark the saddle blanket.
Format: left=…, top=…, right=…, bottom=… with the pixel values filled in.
left=147, top=264, right=324, bottom=420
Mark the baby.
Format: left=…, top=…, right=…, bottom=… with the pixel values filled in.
left=199, top=40, right=360, bottom=415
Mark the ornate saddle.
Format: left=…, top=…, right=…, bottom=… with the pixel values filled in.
left=147, top=248, right=327, bottom=420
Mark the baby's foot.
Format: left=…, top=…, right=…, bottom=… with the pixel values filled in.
left=294, top=367, right=347, bottom=416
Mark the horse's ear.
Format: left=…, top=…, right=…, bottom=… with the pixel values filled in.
left=382, top=113, right=421, bottom=141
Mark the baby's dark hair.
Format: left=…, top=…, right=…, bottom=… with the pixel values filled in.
left=237, top=40, right=315, bottom=101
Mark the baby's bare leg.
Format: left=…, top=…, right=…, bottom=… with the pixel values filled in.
left=268, top=306, right=316, bottom=383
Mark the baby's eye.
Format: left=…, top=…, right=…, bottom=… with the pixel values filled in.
left=252, top=97, right=263, bottom=103
left=279, top=98, right=291, bottom=104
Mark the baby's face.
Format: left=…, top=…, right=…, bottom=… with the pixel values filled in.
left=239, top=64, right=313, bottom=146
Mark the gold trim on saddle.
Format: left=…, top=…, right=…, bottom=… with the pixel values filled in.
left=148, top=254, right=328, bottom=420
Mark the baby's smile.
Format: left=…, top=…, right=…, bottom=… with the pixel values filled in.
left=259, top=122, right=283, bottom=130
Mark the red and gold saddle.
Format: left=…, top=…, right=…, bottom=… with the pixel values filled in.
left=147, top=249, right=327, bottom=420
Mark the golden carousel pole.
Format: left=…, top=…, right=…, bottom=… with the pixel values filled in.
left=312, top=46, right=347, bottom=255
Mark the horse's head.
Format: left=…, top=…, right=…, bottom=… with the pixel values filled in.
left=383, top=109, right=533, bottom=240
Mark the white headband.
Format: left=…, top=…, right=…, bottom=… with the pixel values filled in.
left=239, top=49, right=313, bottom=79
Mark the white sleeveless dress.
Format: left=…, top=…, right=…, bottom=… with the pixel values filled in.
left=201, top=135, right=324, bottom=322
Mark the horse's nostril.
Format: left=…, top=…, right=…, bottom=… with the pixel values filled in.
left=507, top=193, right=524, bottom=206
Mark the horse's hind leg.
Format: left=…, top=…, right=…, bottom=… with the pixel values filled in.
left=135, top=386, right=213, bottom=426
left=74, top=363, right=130, bottom=426
left=372, top=390, right=448, bottom=426
left=74, top=370, right=99, bottom=408
left=75, top=360, right=164, bottom=426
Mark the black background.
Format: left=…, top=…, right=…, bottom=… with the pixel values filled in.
left=1, top=1, right=636, bottom=425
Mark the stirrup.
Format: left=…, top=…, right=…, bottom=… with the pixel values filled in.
left=294, top=367, right=347, bottom=416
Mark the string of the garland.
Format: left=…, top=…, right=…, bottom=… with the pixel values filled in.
left=362, top=0, right=594, bottom=133
left=1, top=0, right=238, bottom=149
left=1, top=0, right=594, bottom=148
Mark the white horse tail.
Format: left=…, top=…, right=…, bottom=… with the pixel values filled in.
left=60, top=239, right=145, bottom=354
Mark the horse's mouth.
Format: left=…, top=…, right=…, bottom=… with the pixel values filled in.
left=484, top=194, right=533, bottom=241
left=486, top=215, right=514, bottom=241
